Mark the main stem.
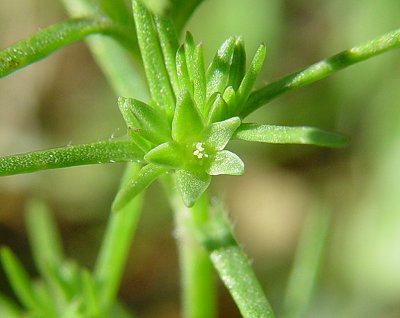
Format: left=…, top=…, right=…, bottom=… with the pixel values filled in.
left=169, top=186, right=216, bottom=318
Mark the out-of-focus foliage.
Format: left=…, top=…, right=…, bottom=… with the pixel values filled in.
left=0, top=0, right=399, bottom=317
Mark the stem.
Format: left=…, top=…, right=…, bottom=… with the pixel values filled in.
left=197, top=204, right=276, bottom=318
left=0, top=17, right=133, bottom=78
left=165, top=179, right=216, bottom=318
left=94, top=164, right=144, bottom=313
left=283, top=203, right=331, bottom=318
left=0, top=139, right=143, bottom=176
left=241, top=28, right=400, bottom=117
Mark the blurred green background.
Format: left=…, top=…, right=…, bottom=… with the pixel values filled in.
left=1, top=0, right=400, bottom=317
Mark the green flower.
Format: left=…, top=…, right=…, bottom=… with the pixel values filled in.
left=113, top=34, right=263, bottom=208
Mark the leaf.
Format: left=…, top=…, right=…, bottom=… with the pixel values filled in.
left=144, top=142, right=183, bottom=168
left=112, top=164, right=167, bottom=212
left=155, top=15, right=180, bottom=96
left=206, top=36, right=236, bottom=99
left=235, top=44, right=266, bottom=114
left=175, top=169, right=211, bottom=207
left=228, top=37, right=246, bottom=90
left=207, top=150, right=244, bottom=176
left=0, top=247, right=38, bottom=310
left=233, top=124, right=349, bottom=148
left=172, top=90, right=204, bottom=143
left=0, top=139, right=144, bottom=177
left=192, top=43, right=207, bottom=109
left=118, top=97, right=171, bottom=144
left=132, top=0, right=175, bottom=116
left=0, top=18, right=134, bottom=78
left=203, top=117, right=241, bottom=150
left=176, top=45, right=193, bottom=95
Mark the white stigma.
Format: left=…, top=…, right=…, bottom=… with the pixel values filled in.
left=193, top=142, right=209, bottom=159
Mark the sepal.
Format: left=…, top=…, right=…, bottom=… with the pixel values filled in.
left=175, top=169, right=211, bottom=207
left=207, top=150, right=244, bottom=176
left=144, top=142, right=182, bottom=169
left=203, top=117, right=241, bottom=150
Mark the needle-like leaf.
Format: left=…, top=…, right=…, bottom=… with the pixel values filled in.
left=0, top=17, right=135, bottom=78
left=0, top=139, right=144, bottom=176
left=234, top=124, right=348, bottom=148
left=132, top=0, right=175, bottom=116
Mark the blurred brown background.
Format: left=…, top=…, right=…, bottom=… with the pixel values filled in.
left=1, top=0, right=400, bottom=317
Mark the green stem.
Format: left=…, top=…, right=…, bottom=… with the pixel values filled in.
left=241, top=28, right=400, bottom=117
left=165, top=180, right=216, bottom=318
left=0, top=139, right=143, bottom=176
left=94, top=164, right=144, bottom=313
left=197, top=204, right=275, bottom=318
left=0, top=17, right=134, bottom=78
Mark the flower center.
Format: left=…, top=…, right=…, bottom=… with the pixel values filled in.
left=193, top=142, right=209, bottom=159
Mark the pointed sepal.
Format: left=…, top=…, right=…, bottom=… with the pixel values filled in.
left=207, top=93, right=229, bottom=124
left=144, top=142, right=183, bottom=169
left=172, top=90, right=204, bottom=143
left=207, top=150, right=244, bottom=176
left=203, top=117, right=241, bottom=150
left=175, top=169, right=211, bottom=207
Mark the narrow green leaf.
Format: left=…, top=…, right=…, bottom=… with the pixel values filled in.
left=155, top=15, right=180, bottom=96
left=0, top=247, right=38, bottom=310
left=176, top=45, right=193, bottom=95
left=118, top=97, right=171, bottom=144
left=207, top=150, right=244, bottom=176
left=203, top=117, right=241, bottom=150
left=235, top=44, right=266, bottom=115
left=193, top=43, right=207, bottom=109
left=0, top=139, right=144, bottom=176
left=112, top=164, right=167, bottom=212
left=172, top=90, right=204, bottom=143
left=242, top=28, right=400, bottom=118
left=175, top=169, right=211, bottom=207
left=233, top=124, right=349, bottom=148
left=184, top=32, right=196, bottom=79
left=145, top=142, right=183, bottom=169
left=206, top=36, right=237, bottom=98
left=25, top=200, right=64, bottom=276
left=0, top=17, right=135, bottom=78
left=132, top=0, right=175, bottom=116
left=229, top=37, right=246, bottom=90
